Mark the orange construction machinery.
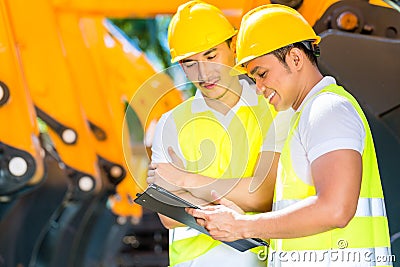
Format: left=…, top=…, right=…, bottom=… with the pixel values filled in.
left=0, top=0, right=185, bottom=218
left=1, top=0, right=398, bottom=224
left=0, top=0, right=399, bottom=266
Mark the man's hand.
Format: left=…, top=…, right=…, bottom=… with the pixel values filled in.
left=147, top=147, right=187, bottom=192
left=146, top=163, right=181, bottom=192
left=210, top=190, right=244, bottom=215
left=186, top=204, right=247, bottom=242
left=167, top=146, right=184, bottom=169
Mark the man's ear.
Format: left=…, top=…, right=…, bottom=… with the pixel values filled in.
left=288, top=47, right=304, bottom=70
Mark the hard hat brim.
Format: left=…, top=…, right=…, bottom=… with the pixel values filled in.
left=230, top=54, right=259, bottom=76
left=230, top=64, right=247, bottom=76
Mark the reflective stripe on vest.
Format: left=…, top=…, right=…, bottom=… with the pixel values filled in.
left=170, top=227, right=201, bottom=242
left=273, top=197, right=387, bottom=217
left=174, top=243, right=267, bottom=267
left=270, top=84, right=391, bottom=266
left=169, top=95, right=276, bottom=266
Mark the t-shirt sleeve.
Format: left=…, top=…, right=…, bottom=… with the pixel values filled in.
left=300, top=93, right=366, bottom=163
left=261, top=108, right=294, bottom=153
left=151, top=112, right=182, bottom=164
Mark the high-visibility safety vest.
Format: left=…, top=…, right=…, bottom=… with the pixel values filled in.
left=270, top=84, right=392, bottom=267
left=170, top=94, right=276, bottom=266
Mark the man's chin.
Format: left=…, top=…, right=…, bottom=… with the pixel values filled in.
left=272, top=103, right=286, bottom=112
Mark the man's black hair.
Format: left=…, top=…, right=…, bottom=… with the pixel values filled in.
left=271, top=42, right=319, bottom=68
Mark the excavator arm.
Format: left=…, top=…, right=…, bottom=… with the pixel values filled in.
left=0, top=0, right=398, bottom=266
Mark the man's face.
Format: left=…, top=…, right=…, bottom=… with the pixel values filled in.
left=180, top=42, right=237, bottom=100
left=246, top=53, right=299, bottom=111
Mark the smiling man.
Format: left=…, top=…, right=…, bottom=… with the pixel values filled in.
left=147, top=1, right=293, bottom=266
left=188, top=4, right=392, bottom=267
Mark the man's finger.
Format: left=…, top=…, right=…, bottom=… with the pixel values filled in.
left=168, top=147, right=184, bottom=168
left=210, top=191, right=233, bottom=207
left=211, top=190, right=223, bottom=203
left=187, top=208, right=206, bottom=219
left=196, top=218, right=206, bottom=227
left=200, top=205, right=219, bottom=211
left=147, top=169, right=156, bottom=177
left=148, top=163, right=157, bottom=170
left=146, top=177, right=155, bottom=184
left=218, top=197, right=235, bottom=208
left=168, top=146, right=177, bottom=159
left=211, top=190, right=244, bottom=214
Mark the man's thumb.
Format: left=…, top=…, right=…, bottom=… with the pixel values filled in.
left=168, top=146, right=184, bottom=168
left=211, top=190, right=221, bottom=203
left=211, top=190, right=230, bottom=206
left=211, top=190, right=244, bottom=214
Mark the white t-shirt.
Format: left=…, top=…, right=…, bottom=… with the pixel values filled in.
left=289, top=76, right=366, bottom=185
left=151, top=79, right=293, bottom=267
left=151, top=79, right=294, bottom=164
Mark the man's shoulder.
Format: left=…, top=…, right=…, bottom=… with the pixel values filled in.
left=159, top=95, right=210, bottom=126
left=161, top=96, right=195, bottom=116
left=306, top=91, right=353, bottom=115
left=299, top=91, right=362, bottom=133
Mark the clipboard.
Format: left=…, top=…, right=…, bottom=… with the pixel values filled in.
left=134, top=183, right=268, bottom=252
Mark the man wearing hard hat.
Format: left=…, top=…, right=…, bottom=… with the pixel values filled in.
left=148, top=1, right=293, bottom=266
left=189, top=4, right=392, bottom=267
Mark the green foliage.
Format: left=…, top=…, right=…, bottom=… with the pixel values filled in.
left=110, top=17, right=196, bottom=97
left=111, top=16, right=171, bottom=70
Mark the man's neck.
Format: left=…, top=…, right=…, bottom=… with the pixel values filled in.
left=293, top=69, right=323, bottom=111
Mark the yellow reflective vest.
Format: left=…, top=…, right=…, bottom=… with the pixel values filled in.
left=169, top=93, right=276, bottom=266
left=269, top=84, right=392, bottom=267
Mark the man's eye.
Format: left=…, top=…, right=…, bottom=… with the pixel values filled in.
left=207, top=54, right=216, bottom=60
left=258, top=71, right=267, bottom=79
left=184, top=62, right=197, bottom=68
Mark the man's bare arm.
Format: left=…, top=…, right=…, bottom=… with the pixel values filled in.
left=189, top=149, right=362, bottom=241
left=149, top=151, right=279, bottom=213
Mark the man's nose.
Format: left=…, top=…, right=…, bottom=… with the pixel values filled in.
left=197, top=61, right=209, bottom=81
left=255, top=80, right=265, bottom=95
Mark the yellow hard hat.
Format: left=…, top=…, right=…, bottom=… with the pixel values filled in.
left=233, top=4, right=321, bottom=74
left=168, top=1, right=237, bottom=63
